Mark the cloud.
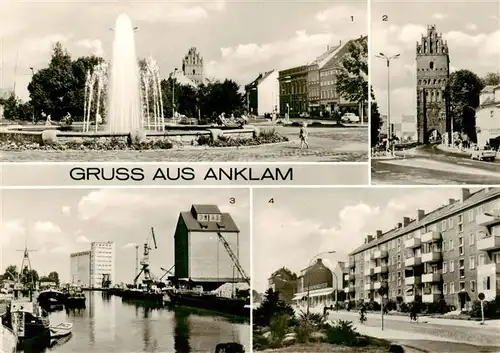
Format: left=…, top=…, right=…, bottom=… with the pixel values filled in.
left=75, top=39, right=104, bottom=57
left=61, top=206, right=71, bottom=216
left=76, top=235, right=90, bottom=243
left=432, top=13, right=449, bottom=20
left=122, top=242, right=137, bottom=249
left=0, top=219, right=25, bottom=247
left=466, top=23, right=478, bottom=31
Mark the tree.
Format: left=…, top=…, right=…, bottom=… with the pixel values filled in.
left=371, top=100, right=382, bottom=146
left=3, top=265, right=19, bottom=281
left=197, top=79, right=245, bottom=121
left=444, top=70, right=484, bottom=142
left=336, top=36, right=369, bottom=120
left=20, top=268, right=39, bottom=287
left=482, top=72, right=500, bottom=86
left=47, top=271, right=60, bottom=286
left=254, top=288, right=294, bottom=327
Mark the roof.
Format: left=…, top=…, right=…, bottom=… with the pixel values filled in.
left=312, top=44, right=342, bottom=68
left=192, top=205, right=221, bottom=214
left=179, top=208, right=240, bottom=233
left=350, top=188, right=500, bottom=255
left=481, top=85, right=497, bottom=93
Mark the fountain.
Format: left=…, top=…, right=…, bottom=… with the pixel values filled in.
left=107, top=13, right=142, bottom=134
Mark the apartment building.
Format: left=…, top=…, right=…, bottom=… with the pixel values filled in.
left=71, top=241, right=115, bottom=289
left=348, top=188, right=500, bottom=311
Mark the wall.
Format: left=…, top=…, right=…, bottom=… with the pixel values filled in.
left=476, top=98, right=500, bottom=148
left=257, top=71, right=279, bottom=116
left=90, top=242, right=115, bottom=288
left=189, top=231, right=240, bottom=282
left=70, top=252, right=91, bottom=288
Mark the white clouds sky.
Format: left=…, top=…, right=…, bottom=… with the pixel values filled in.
left=1, top=188, right=249, bottom=284
left=371, top=1, right=499, bottom=118
left=0, top=0, right=366, bottom=101
left=253, top=187, right=481, bottom=293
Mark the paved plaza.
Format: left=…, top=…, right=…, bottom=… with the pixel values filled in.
left=0, top=126, right=368, bottom=162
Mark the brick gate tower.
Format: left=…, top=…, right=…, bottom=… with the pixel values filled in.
left=182, top=47, right=204, bottom=86
left=416, top=25, right=450, bottom=144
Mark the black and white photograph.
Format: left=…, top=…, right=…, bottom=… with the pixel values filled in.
left=0, top=188, right=250, bottom=353
left=252, top=187, right=500, bottom=352
left=0, top=0, right=368, bottom=162
left=370, top=0, right=500, bottom=184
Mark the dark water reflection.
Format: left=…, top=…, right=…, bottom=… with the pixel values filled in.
left=38, top=291, right=249, bottom=353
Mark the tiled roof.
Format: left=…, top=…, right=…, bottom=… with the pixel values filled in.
left=349, top=188, right=500, bottom=255
left=192, top=204, right=221, bottom=214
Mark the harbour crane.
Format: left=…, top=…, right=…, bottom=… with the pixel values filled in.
left=216, top=232, right=250, bottom=285
left=159, top=265, right=175, bottom=281
left=133, top=227, right=158, bottom=287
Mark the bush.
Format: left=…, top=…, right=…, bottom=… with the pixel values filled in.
left=470, top=295, right=500, bottom=319
left=367, top=300, right=381, bottom=311
left=197, top=135, right=211, bottom=146
left=325, top=320, right=358, bottom=346
left=294, top=318, right=314, bottom=343
left=424, top=299, right=448, bottom=314
left=269, top=314, right=290, bottom=344
left=254, top=288, right=294, bottom=327
left=399, top=302, right=410, bottom=313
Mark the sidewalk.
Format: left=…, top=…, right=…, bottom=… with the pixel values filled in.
left=332, top=310, right=500, bottom=330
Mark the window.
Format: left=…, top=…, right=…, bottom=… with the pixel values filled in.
left=459, top=237, right=464, bottom=255
left=443, top=262, right=448, bottom=273
left=470, top=280, right=476, bottom=293
left=459, top=259, right=465, bottom=268
left=443, top=283, right=448, bottom=294
left=469, top=256, right=475, bottom=270
left=430, top=61, right=434, bottom=69
left=479, top=254, right=486, bottom=266
left=448, top=218, right=453, bottom=228
left=450, top=260, right=455, bottom=272
left=450, top=282, right=455, bottom=293
left=485, top=277, right=491, bottom=290
left=468, top=210, right=474, bottom=223
left=449, top=239, right=454, bottom=250
left=459, top=281, right=465, bottom=291
left=443, top=241, right=448, bottom=251
left=495, top=253, right=500, bottom=264
left=469, top=233, right=475, bottom=246
left=458, top=214, right=463, bottom=232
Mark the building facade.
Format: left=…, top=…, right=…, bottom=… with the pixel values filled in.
left=476, top=85, right=500, bottom=150
left=278, top=65, right=308, bottom=117
left=245, top=70, right=280, bottom=116
left=174, top=205, right=242, bottom=291
left=416, top=25, right=450, bottom=144
left=268, top=267, right=297, bottom=305
left=293, top=257, right=347, bottom=310
left=349, top=188, right=500, bottom=310
left=70, top=251, right=91, bottom=288
left=182, top=47, right=204, bottom=86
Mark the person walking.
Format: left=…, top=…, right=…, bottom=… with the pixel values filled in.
left=299, top=121, right=309, bottom=149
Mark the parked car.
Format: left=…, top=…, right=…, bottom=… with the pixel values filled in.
left=470, top=148, right=496, bottom=162
left=341, top=113, right=360, bottom=123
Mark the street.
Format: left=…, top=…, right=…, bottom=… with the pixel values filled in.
left=0, top=126, right=368, bottom=162
left=372, top=145, right=500, bottom=184
left=327, top=310, right=500, bottom=352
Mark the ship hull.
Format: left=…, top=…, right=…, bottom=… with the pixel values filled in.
left=168, top=292, right=250, bottom=318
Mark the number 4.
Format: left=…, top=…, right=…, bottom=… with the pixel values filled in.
left=268, top=198, right=275, bottom=204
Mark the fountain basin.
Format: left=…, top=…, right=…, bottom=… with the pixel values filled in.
left=0, top=125, right=260, bottom=151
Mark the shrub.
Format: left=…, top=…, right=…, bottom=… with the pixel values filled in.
left=325, top=320, right=358, bottom=346
left=197, top=135, right=211, bottom=146
left=294, top=319, right=313, bottom=343
left=367, top=300, right=381, bottom=311
left=470, top=295, right=500, bottom=319
left=399, top=302, right=410, bottom=313
left=269, top=314, right=289, bottom=344
left=424, top=299, right=448, bottom=314
left=253, top=288, right=294, bottom=327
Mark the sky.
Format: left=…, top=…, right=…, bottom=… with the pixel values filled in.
left=0, top=188, right=250, bottom=284
left=252, top=186, right=482, bottom=293
left=371, top=0, right=500, bottom=119
left=0, top=0, right=367, bottom=101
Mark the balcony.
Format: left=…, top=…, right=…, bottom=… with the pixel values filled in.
left=374, top=265, right=388, bottom=274
left=421, top=231, right=441, bottom=243
left=422, top=251, right=442, bottom=263
left=422, top=293, right=442, bottom=303
left=405, top=237, right=421, bottom=249
left=422, top=272, right=442, bottom=283
left=373, top=250, right=388, bottom=259
left=405, top=276, right=422, bottom=285
left=364, top=283, right=374, bottom=291
left=374, top=282, right=381, bottom=290
left=405, top=256, right=422, bottom=267
left=477, top=212, right=500, bottom=227
left=477, top=236, right=500, bottom=251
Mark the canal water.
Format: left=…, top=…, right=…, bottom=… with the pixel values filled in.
left=34, top=291, right=250, bottom=353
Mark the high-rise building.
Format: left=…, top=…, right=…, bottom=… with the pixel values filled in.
left=174, top=205, right=242, bottom=291
left=348, top=188, right=500, bottom=311
left=181, top=47, right=204, bottom=86
left=416, top=24, right=450, bottom=144
left=70, top=251, right=91, bottom=287
left=70, top=241, right=115, bottom=289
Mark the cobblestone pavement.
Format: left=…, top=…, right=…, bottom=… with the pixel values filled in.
left=0, top=127, right=368, bottom=162
left=329, top=311, right=500, bottom=348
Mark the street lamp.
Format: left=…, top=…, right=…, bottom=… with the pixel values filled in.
left=375, top=53, right=400, bottom=152
left=306, top=250, right=336, bottom=315
left=29, top=67, right=35, bottom=124
left=170, top=68, right=178, bottom=120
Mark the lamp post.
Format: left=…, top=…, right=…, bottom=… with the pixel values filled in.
left=171, top=68, right=178, bottom=120
left=375, top=53, right=400, bottom=152
left=306, top=250, right=336, bottom=315
left=29, top=67, right=35, bottom=124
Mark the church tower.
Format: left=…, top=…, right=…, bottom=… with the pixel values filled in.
left=416, top=25, right=450, bottom=144
left=182, top=47, right=204, bottom=86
